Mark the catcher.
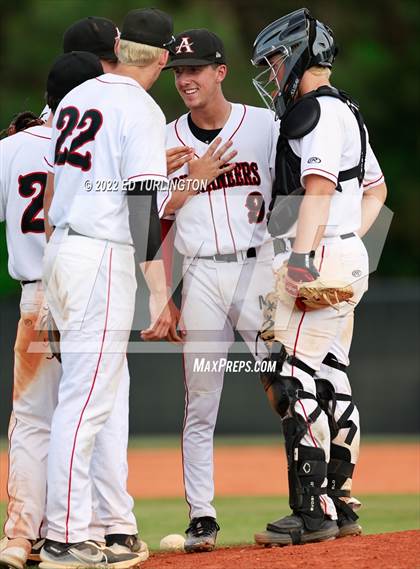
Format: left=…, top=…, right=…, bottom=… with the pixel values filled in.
left=252, top=8, right=387, bottom=546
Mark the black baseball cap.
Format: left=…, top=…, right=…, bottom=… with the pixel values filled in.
left=165, top=29, right=226, bottom=68
left=120, top=8, right=175, bottom=50
left=46, top=52, right=103, bottom=100
left=63, top=16, right=118, bottom=62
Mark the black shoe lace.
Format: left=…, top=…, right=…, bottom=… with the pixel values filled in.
left=186, top=517, right=220, bottom=537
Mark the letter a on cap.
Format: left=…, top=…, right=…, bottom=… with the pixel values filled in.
left=176, top=36, right=194, bottom=54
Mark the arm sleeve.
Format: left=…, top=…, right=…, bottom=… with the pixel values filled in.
left=121, top=105, right=167, bottom=184
left=127, top=181, right=163, bottom=263
left=44, top=138, right=55, bottom=172
left=299, top=100, right=343, bottom=187
left=363, top=128, right=384, bottom=190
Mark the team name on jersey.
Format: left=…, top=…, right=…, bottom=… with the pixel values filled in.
left=172, top=160, right=261, bottom=193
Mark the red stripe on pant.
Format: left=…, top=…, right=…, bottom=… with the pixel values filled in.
left=65, top=248, right=113, bottom=542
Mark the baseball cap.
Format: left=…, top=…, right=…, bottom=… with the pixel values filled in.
left=63, top=16, right=119, bottom=62
left=46, top=51, right=103, bottom=100
left=165, top=29, right=226, bottom=69
left=120, top=8, right=175, bottom=50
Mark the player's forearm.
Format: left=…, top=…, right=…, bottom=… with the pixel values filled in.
left=127, top=181, right=165, bottom=262
left=293, top=175, right=335, bottom=253
left=140, top=259, right=169, bottom=298
left=358, top=182, right=387, bottom=238
left=43, top=172, right=54, bottom=241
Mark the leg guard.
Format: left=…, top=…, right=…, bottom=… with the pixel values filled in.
left=260, top=342, right=328, bottom=531
left=316, top=353, right=360, bottom=524
left=328, top=444, right=359, bottom=522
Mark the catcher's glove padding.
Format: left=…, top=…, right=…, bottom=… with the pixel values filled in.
left=297, top=279, right=354, bottom=310
left=46, top=311, right=61, bottom=362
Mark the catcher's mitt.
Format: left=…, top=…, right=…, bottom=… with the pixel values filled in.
left=274, top=264, right=355, bottom=311
left=297, top=279, right=354, bottom=310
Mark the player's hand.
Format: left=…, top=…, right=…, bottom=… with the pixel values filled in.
left=166, top=146, right=194, bottom=175
left=285, top=251, right=319, bottom=297
left=188, top=137, right=238, bottom=185
left=166, top=298, right=185, bottom=344
left=141, top=291, right=173, bottom=341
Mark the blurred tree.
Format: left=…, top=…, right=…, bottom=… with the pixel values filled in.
left=0, top=0, right=419, bottom=296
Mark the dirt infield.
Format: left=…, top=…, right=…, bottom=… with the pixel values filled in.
left=0, top=442, right=418, bottom=500
left=143, top=530, right=420, bottom=569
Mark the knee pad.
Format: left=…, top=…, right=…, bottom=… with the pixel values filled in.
left=317, top=352, right=357, bottom=445
left=260, top=341, right=317, bottom=418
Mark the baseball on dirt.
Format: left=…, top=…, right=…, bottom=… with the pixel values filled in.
left=159, top=534, right=186, bottom=552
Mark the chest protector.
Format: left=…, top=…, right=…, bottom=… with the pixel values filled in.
left=268, top=86, right=366, bottom=237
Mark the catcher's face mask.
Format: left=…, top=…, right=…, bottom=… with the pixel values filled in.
left=251, top=9, right=311, bottom=118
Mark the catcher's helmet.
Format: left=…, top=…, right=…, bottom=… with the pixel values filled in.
left=251, top=8, right=337, bottom=118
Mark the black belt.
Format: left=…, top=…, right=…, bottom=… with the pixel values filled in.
left=340, top=232, right=355, bottom=239
left=21, top=280, right=39, bottom=286
left=199, top=247, right=257, bottom=262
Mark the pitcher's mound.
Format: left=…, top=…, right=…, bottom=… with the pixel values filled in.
left=143, top=530, right=420, bottom=569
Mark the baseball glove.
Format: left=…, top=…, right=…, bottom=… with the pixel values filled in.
left=274, top=264, right=355, bottom=311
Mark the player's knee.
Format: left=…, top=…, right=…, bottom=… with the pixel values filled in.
left=260, top=341, right=309, bottom=418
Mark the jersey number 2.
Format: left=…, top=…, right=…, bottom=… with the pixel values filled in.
left=245, top=191, right=265, bottom=224
left=19, top=171, right=47, bottom=234
left=55, top=106, right=103, bottom=171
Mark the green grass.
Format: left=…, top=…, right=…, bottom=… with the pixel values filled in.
left=1, top=494, right=419, bottom=551
left=0, top=434, right=418, bottom=452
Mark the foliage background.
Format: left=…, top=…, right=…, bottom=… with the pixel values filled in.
left=0, top=0, right=419, bottom=295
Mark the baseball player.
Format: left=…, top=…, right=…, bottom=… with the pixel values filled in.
left=163, top=29, right=279, bottom=552
left=60, top=16, right=152, bottom=559
left=251, top=8, right=387, bottom=546
left=39, top=17, right=120, bottom=122
left=0, top=52, right=105, bottom=569
left=40, top=8, right=174, bottom=568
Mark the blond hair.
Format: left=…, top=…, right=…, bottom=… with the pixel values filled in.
left=118, top=39, right=165, bottom=67
left=307, top=65, right=332, bottom=79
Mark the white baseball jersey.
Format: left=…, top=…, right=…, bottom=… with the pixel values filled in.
left=166, top=104, right=278, bottom=256
left=46, top=73, right=167, bottom=244
left=0, top=125, right=51, bottom=281
left=289, top=96, right=384, bottom=237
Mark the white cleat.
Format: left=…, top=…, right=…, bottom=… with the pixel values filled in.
left=0, top=538, right=32, bottom=569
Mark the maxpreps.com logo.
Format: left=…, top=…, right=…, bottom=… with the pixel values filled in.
left=175, top=36, right=194, bottom=54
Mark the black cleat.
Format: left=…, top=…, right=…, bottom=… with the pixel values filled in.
left=255, top=513, right=339, bottom=546
left=184, top=517, right=220, bottom=553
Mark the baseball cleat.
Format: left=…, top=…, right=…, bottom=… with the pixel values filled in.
left=255, top=514, right=339, bottom=546
left=39, top=538, right=145, bottom=568
left=27, top=538, right=45, bottom=564
left=104, top=534, right=149, bottom=562
left=184, top=517, right=220, bottom=553
left=337, top=519, right=362, bottom=538
left=0, top=537, right=32, bottom=569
